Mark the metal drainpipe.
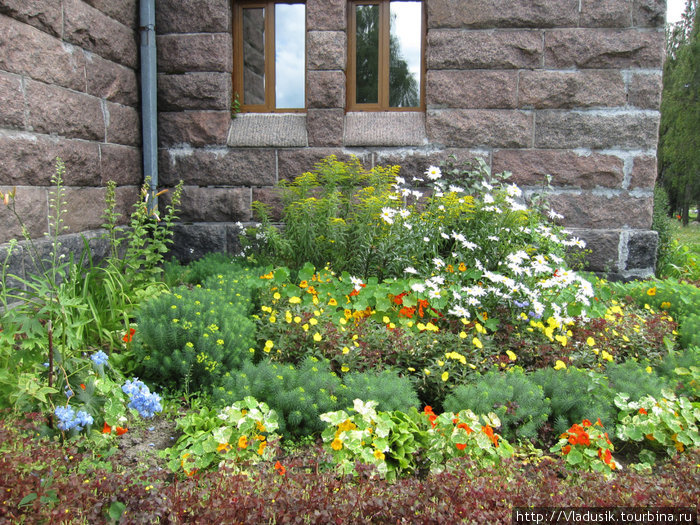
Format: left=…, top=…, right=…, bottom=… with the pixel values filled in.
left=140, top=0, right=158, bottom=213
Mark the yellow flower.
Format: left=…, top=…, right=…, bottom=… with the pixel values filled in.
left=341, top=366, right=350, bottom=372
left=299, top=280, right=308, bottom=288
left=294, top=316, right=302, bottom=323
left=264, top=340, right=274, bottom=353
left=506, top=350, right=517, bottom=361
left=331, top=438, right=343, bottom=451
left=555, top=335, right=568, bottom=347
left=313, top=332, right=322, bottom=342
left=257, top=441, right=267, bottom=455
left=328, top=298, right=338, bottom=306
left=586, top=337, right=596, bottom=347
left=601, top=350, right=614, bottom=362
left=238, top=435, right=248, bottom=449
left=554, top=360, right=567, bottom=370
left=646, top=287, right=656, bottom=296
left=646, top=366, right=653, bottom=374
left=342, top=346, right=350, bottom=355
left=472, top=337, right=483, bottom=349
left=289, top=296, right=301, bottom=304
left=273, top=292, right=281, bottom=300
left=459, top=331, right=467, bottom=339
left=660, top=301, right=671, bottom=310
left=424, top=369, right=431, bottom=376
left=269, top=316, right=276, bottom=323
left=302, top=323, right=309, bottom=331
left=309, top=318, right=318, bottom=326
left=441, top=371, right=449, bottom=382
left=217, top=442, right=232, bottom=453
left=373, top=449, right=386, bottom=461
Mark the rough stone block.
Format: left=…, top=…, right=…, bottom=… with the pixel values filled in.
left=105, top=102, right=140, bottom=147
left=278, top=148, right=370, bottom=181
left=114, top=185, right=139, bottom=224
left=307, top=31, right=346, bottom=70
left=345, top=112, right=428, bottom=147
left=165, top=186, right=251, bottom=222
left=0, top=15, right=87, bottom=93
left=168, top=222, right=228, bottom=264
left=519, top=70, right=626, bottom=109
left=0, top=241, right=25, bottom=291
left=157, top=33, right=233, bottom=74
left=427, top=109, right=533, bottom=148
left=0, top=133, right=101, bottom=186
left=227, top=114, right=308, bottom=148
left=25, top=80, right=104, bottom=141
left=252, top=187, right=283, bottom=221
left=100, top=143, right=142, bottom=186
left=625, top=230, right=658, bottom=270
left=159, top=147, right=276, bottom=187
left=633, top=0, right=666, bottom=27
left=627, top=72, right=662, bottom=109
left=0, top=0, right=62, bottom=37
left=83, top=0, right=137, bottom=28
left=62, top=187, right=106, bottom=233
left=427, top=0, right=578, bottom=28
left=307, top=109, right=344, bottom=147
left=225, top=223, right=244, bottom=256
left=63, top=0, right=138, bottom=69
left=628, top=155, right=657, bottom=190
left=155, top=0, right=230, bottom=33
left=158, top=111, right=231, bottom=147
left=158, top=73, right=231, bottom=111
left=493, top=149, right=624, bottom=189
left=534, top=110, right=660, bottom=150
left=307, top=70, right=345, bottom=109
left=307, top=0, right=346, bottom=31
left=374, top=149, right=490, bottom=182
left=548, top=192, right=653, bottom=229
left=86, top=53, right=139, bottom=106
left=544, top=29, right=664, bottom=69
left=428, top=30, right=542, bottom=69
left=579, top=0, right=632, bottom=27
left=0, top=72, right=26, bottom=130
left=0, top=186, right=48, bottom=242
left=565, top=228, right=621, bottom=272
left=427, top=70, right=517, bottom=109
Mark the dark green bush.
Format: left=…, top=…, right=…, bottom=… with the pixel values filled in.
left=133, top=284, right=255, bottom=395
left=604, top=360, right=672, bottom=401
left=163, top=253, right=252, bottom=287
left=443, top=368, right=550, bottom=442
left=340, top=369, right=420, bottom=412
left=530, top=367, right=616, bottom=435
left=656, top=346, right=700, bottom=400
left=678, top=312, right=700, bottom=348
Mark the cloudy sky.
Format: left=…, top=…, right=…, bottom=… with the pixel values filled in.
left=667, top=0, right=686, bottom=23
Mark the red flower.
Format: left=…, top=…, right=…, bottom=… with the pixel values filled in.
left=638, top=408, right=648, bottom=415
left=562, top=445, right=571, bottom=455
left=482, top=425, right=499, bottom=447
left=581, top=419, right=592, bottom=427
left=457, top=423, right=473, bottom=434
left=122, top=328, right=136, bottom=343
left=116, top=426, right=128, bottom=436
left=423, top=406, right=434, bottom=415
left=417, top=299, right=429, bottom=318
left=392, top=292, right=407, bottom=305
left=455, top=443, right=467, bottom=451
left=80, top=383, right=86, bottom=390
left=102, top=422, right=112, bottom=434
left=399, top=306, right=415, bottom=318
left=274, top=461, right=286, bottom=476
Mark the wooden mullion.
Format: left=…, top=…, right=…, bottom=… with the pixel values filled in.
left=265, top=1, right=275, bottom=111
left=378, top=0, right=390, bottom=109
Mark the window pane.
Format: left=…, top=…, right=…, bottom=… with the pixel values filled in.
left=242, top=7, right=266, bottom=106
left=389, top=1, right=421, bottom=107
left=355, top=4, right=379, bottom=104
left=275, top=3, right=305, bottom=109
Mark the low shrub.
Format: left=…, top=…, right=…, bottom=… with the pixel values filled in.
left=655, top=345, right=700, bottom=400
left=604, top=360, right=672, bottom=402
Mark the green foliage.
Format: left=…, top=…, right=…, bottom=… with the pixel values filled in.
left=164, top=253, right=252, bottom=288
left=531, top=367, right=616, bottom=435
left=604, top=361, right=673, bottom=402
left=652, top=186, right=678, bottom=276
left=678, top=312, right=700, bottom=347
left=443, top=368, right=550, bottom=442
left=656, top=346, right=700, bottom=400
left=551, top=419, right=619, bottom=473
left=133, top=283, right=256, bottom=395
left=341, top=369, right=420, bottom=412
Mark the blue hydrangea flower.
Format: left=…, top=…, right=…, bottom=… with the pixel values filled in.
left=74, top=410, right=94, bottom=429
left=91, top=350, right=109, bottom=366
left=64, top=385, right=74, bottom=399
left=54, top=405, right=76, bottom=431
left=122, top=378, right=162, bottom=419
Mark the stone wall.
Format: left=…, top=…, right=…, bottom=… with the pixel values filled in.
left=157, top=0, right=665, bottom=279
left=0, top=0, right=141, bottom=280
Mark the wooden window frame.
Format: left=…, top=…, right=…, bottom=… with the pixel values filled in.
left=347, top=0, right=425, bottom=112
left=232, top=1, right=307, bottom=113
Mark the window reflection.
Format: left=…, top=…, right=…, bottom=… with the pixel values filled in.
left=389, top=1, right=420, bottom=107
left=275, top=3, right=305, bottom=109
left=355, top=4, right=379, bottom=104
left=242, top=7, right=266, bottom=106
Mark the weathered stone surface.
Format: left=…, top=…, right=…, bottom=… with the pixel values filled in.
left=169, top=222, right=228, bottom=264
left=544, top=29, right=664, bottom=69
left=86, top=53, right=138, bottom=106
left=548, top=192, right=653, bottom=229
left=159, top=147, right=276, bottom=187
left=0, top=72, right=25, bottom=130
left=493, top=150, right=624, bottom=189
left=0, top=241, right=25, bottom=291
left=114, top=185, right=139, bottom=224
left=519, top=70, right=626, bottom=109
left=155, top=0, right=230, bottom=33
left=0, top=132, right=101, bottom=186
left=307, top=31, right=346, bottom=70
left=158, top=73, right=230, bottom=111
left=375, top=149, right=490, bottom=182
left=307, top=0, right=346, bottom=31
left=628, top=155, right=657, bottom=190
left=633, top=0, right=666, bottom=27
left=63, top=0, right=138, bottom=69
left=252, top=187, right=283, bottom=221
left=427, top=70, right=517, bottom=109
left=0, top=15, right=87, bottom=92
left=534, top=110, right=660, bottom=150
left=225, top=223, right=244, bottom=256
left=565, top=228, right=621, bottom=272
left=0, top=1, right=62, bottom=37
left=165, top=186, right=250, bottom=222
left=427, top=109, right=533, bottom=148
left=159, top=111, right=231, bottom=147
left=227, top=114, right=308, bottom=148
left=277, top=148, right=368, bottom=181
left=428, top=29, right=543, bottom=69
left=100, top=143, right=141, bottom=185
left=580, top=0, right=632, bottom=27
left=345, top=112, right=428, bottom=147
left=307, top=71, right=345, bottom=109
left=427, top=0, right=578, bottom=28
left=83, top=0, right=137, bottom=28
left=62, top=187, right=106, bottom=232
left=157, top=33, right=233, bottom=74
left=105, top=102, right=140, bottom=146
left=0, top=186, right=47, bottom=242
left=307, top=109, right=344, bottom=147
left=25, top=80, right=104, bottom=141
left=625, top=230, right=658, bottom=270
left=627, top=72, right=662, bottom=109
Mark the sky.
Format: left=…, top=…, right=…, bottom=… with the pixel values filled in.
left=667, top=0, right=686, bottom=23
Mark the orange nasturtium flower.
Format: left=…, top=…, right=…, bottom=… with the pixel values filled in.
left=274, top=461, right=286, bottom=475
left=217, top=442, right=232, bottom=453
left=238, top=435, right=248, bottom=449
left=638, top=408, right=648, bottom=415
left=122, top=328, right=136, bottom=343
left=646, top=287, right=657, bottom=296
left=102, top=422, right=112, bottom=434
left=116, top=426, right=128, bottom=436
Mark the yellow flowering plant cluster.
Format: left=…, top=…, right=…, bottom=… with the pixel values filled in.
left=164, top=396, right=280, bottom=477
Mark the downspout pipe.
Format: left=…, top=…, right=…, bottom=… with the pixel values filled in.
left=140, top=0, right=158, bottom=213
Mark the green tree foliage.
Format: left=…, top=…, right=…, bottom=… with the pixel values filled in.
left=659, top=0, right=700, bottom=225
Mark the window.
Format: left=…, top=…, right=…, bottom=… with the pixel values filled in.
left=348, top=1, right=424, bottom=111
left=233, top=2, right=306, bottom=112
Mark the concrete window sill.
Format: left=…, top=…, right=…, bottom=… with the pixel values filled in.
left=344, top=112, right=427, bottom=147
left=227, top=113, right=308, bottom=147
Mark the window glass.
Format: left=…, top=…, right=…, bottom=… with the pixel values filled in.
left=355, top=4, right=380, bottom=104
left=275, top=3, right=306, bottom=109
left=242, top=7, right=266, bottom=106
left=389, top=1, right=421, bottom=107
